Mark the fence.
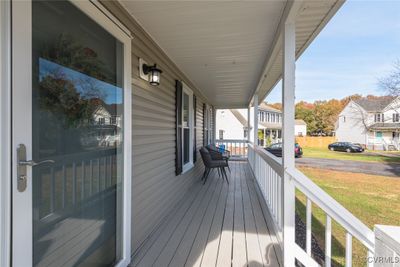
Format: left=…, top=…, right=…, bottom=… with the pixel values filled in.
left=295, top=136, right=336, bottom=149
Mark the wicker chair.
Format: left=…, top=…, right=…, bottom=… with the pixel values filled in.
left=199, top=147, right=229, bottom=184
left=205, top=145, right=231, bottom=172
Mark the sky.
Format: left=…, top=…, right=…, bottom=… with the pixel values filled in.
left=40, top=58, right=123, bottom=104
left=266, top=0, right=400, bottom=104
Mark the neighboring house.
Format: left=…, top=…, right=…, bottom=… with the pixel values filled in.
left=336, top=96, right=400, bottom=150
left=216, top=109, right=248, bottom=140
left=91, top=101, right=123, bottom=147
left=295, top=119, right=307, bottom=137
left=216, top=104, right=307, bottom=145
left=258, top=102, right=282, bottom=145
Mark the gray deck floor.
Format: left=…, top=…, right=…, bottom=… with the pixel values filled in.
left=131, top=161, right=282, bottom=267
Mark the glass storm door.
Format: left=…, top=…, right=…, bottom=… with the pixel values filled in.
left=12, top=1, right=131, bottom=266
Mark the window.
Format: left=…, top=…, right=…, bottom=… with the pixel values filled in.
left=219, top=130, right=224, bottom=140
left=203, top=104, right=213, bottom=146
left=98, top=117, right=105, bottom=125
left=374, top=113, right=384, bottom=122
left=175, top=81, right=194, bottom=175
left=182, top=86, right=194, bottom=171
left=343, top=116, right=346, bottom=123
left=244, top=128, right=248, bottom=139
left=393, top=113, right=399, bottom=122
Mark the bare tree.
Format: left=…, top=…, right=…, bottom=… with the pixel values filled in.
left=379, top=60, right=400, bottom=97
left=348, top=101, right=371, bottom=132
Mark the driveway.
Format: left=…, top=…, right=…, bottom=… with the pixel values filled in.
left=296, top=157, right=400, bottom=177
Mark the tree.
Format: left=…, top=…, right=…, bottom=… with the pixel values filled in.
left=379, top=60, right=400, bottom=96
left=268, top=102, right=282, bottom=111
left=295, top=101, right=317, bottom=134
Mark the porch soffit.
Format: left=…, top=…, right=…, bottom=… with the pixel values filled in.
left=120, top=0, right=344, bottom=109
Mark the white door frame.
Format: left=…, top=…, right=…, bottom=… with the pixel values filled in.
left=11, top=1, right=132, bottom=266
left=0, top=1, right=11, bottom=266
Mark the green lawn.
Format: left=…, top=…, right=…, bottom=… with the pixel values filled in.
left=296, top=167, right=400, bottom=266
left=302, top=147, right=400, bottom=164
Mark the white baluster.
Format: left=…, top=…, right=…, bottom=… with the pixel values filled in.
left=306, top=198, right=312, bottom=256
left=325, top=215, right=332, bottom=267
left=345, top=232, right=352, bottom=267
left=367, top=250, right=374, bottom=267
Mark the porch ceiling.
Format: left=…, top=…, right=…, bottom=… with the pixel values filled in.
left=120, top=1, right=286, bottom=108
left=120, top=0, right=344, bottom=108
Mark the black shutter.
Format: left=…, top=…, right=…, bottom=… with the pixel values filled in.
left=175, top=80, right=183, bottom=175
left=203, top=103, right=207, bottom=146
left=193, top=95, right=197, bottom=163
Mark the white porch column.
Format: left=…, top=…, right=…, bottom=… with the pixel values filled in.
left=263, top=129, right=266, bottom=147
left=282, top=20, right=296, bottom=266
left=253, top=94, right=259, bottom=146
left=248, top=106, right=251, bottom=142
left=212, top=107, right=217, bottom=144
left=374, top=225, right=400, bottom=267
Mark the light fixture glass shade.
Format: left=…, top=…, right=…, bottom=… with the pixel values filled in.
left=143, top=63, right=162, bottom=86
left=149, top=70, right=161, bottom=85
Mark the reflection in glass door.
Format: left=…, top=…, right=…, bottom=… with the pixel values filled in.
left=32, top=1, right=123, bottom=265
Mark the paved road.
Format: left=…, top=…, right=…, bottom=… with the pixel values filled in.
left=296, top=157, right=400, bottom=177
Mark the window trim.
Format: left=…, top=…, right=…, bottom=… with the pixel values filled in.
left=393, top=113, right=399, bottom=122
left=375, top=113, right=384, bottom=122
left=182, top=83, right=194, bottom=173
left=219, top=129, right=224, bottom=140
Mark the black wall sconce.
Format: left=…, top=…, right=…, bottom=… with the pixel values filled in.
left=139, top=58, right=163, bottom=86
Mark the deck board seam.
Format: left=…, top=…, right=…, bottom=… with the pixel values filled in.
left=230, top=161, right=237, bottom=266
left=201, top=163, right=233, bottom=267
left=240, top=161, right=249, bottom=266
left=136, top=178, right=211, bottom=266
left=243, top=162, right=267, bottom=267
left=184, top=176, right=225, bottom=267
left=153, top=176, right=217, bottom=266
left=168, top=177, right=223, bottom=266
left=132, top=175, right=204, bottom=264
left=245, top=162, right=282, bottom=267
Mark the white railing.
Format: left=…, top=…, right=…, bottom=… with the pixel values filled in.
left=287, top=167, right=375, bottom=267
left=248, top=144, right=283, bottom=242
left=215, top=139, right=248, bottom=158
left=248, top=143, right=377, bottom=267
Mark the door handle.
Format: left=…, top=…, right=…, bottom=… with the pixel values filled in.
left=16, top=144, right=55, bottom=192
left=19, top=159, right=55, bottom=167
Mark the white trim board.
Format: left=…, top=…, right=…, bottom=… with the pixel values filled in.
left=0, top=1, right=11, bottom=266
left=182, top=82, right=194, bottom=173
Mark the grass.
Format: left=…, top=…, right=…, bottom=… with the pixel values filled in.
left=302, top=147, right=400, bottom=164
left=296, top=166, right=400, bottom=266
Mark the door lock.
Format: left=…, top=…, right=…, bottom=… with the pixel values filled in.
left=17, top=144, right=55, bottom=192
